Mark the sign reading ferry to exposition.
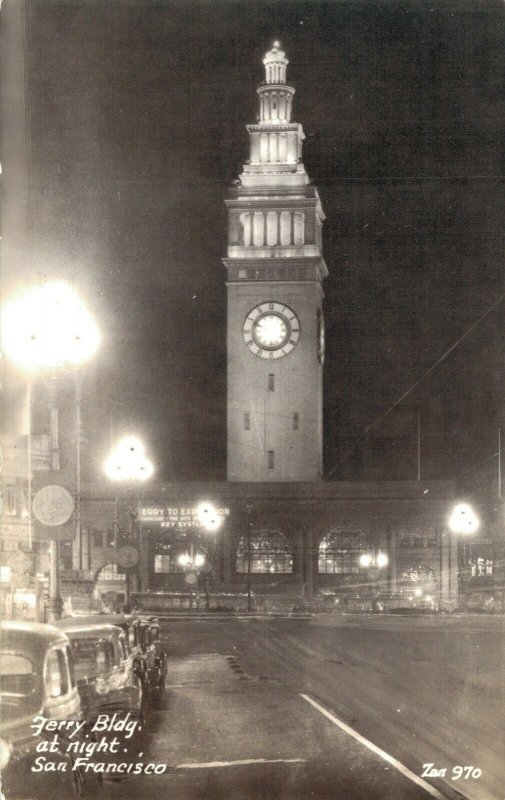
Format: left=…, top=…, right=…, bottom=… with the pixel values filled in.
left=139, top=506, right=230, bottom=528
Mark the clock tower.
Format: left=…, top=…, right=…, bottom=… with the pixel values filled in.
left=224, top=42, right=328, bottom=482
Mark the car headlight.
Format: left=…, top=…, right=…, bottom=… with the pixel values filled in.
left=0, top=738, right=12, bottom=770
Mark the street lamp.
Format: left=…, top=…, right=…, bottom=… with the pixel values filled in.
left=359, top=550, right=389, bottom=569
left=2, top=281, right=100, bottom=621
left=447, top=502, right=480, bottom=612
left=104, top=436, right=154, bottom=610
left=245, top=501, right=255, bottom=612
left=196, top=501, right=223, bottom=609
left=448, top=503, right=480, bottom=534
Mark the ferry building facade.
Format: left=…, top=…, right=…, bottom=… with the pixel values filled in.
left=129, top=43, right=458, bottom=609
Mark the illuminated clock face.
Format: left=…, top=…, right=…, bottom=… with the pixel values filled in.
left=243, top=302, right=300, bottom=359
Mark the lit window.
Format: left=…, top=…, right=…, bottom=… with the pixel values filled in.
left=318, top=530, right=368, bottom=574
left=467, top=538, right=493, bottom=577
left=236, top=530, right=292, bottom=573
left=154, top=553, right=185, bottom=573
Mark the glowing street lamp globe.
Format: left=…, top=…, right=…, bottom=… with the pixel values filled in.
left=3, top=281, right=100, bottom=373
left=359, top=553, right=373, bottom=568
left=196, top=502, right=223, bottom=532
left=376, top=552, right=389, bottom=568
left=104, top=436, right=154, bottom=483
left=448, top=503, right=480, bottom=534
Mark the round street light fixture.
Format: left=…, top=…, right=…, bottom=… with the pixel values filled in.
left=448, top=503, right=480, bottom=534
left=196, top=502, right=223, bottom=532
left=3, top=281, right=100, bottom=373
left=104, top=436, right=154, bottom=482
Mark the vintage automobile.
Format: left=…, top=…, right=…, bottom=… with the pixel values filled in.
left=69, top=613, right=152, bottom=711
left=136, top=617, right=166, bottom=707
left=55, top=619, right=148, bottom=723
left=144, top=616, right=168, bottom=677
left=0, top=620, right=86, bottom=795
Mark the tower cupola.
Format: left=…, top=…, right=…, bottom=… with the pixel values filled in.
left=257, top=41, right=295, bottom=124
left=263, top=41, right=288, bottom=83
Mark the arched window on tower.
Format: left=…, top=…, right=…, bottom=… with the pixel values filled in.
left=318, top=529, right=368, bottom=574
left=236, top=530, right=293, bottom=573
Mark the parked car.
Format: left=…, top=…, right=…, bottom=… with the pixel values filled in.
left=0, top=620, right=86, bottom=795
left=136, top=617, right=166, bottom=707
left=144, top=616, right=167, bottom=677
left=55, top=619, right=148, bottom=724
left=68, top=613, right=152, bottom=711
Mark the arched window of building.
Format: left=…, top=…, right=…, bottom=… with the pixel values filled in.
left=236, top=530, right=292, bottom=573
left=318, top=529, right=368, bottom=574
left=95, top=563, right=126, bottom=582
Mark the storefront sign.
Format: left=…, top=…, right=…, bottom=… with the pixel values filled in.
left=139, top=506, right=230, bottom=529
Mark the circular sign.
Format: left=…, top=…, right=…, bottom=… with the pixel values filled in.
left=185, top=572, right=197, bottom=585
left=33, top=485, right=74, bottom=526
left=116, top=546, right=139, bottom=568
left=7, top=551, right=35, bottom=575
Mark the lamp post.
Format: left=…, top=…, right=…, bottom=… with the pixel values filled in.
left=177, top=546, right=206, bottom=610
left=196, top=502, right=224, bottom=610
left=245, top=501, right=254, bottom=612
left=2, top=282, right=100, bottom=622
left=447, top=502, right=480, bottom=609
left=104, top=436, right=154, bottom=610
left=359, top=550, right=389, bottom=609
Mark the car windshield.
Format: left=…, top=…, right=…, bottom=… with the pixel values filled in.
left=0, top=652, right=37, bottom=709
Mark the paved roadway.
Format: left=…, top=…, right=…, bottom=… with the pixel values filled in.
left=119, top=613, right=504, bottom=800
left=8, top=613, right=504, bottom=800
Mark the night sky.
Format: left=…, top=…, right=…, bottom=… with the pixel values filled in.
left=6, top=0, right=505, bottom=485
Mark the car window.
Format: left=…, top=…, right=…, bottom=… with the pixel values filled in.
left=96, top=641, right=114, bottom=674
left=66, top=645, right=76, bottom=688
left=128, top=627, right=137, bottom=648
left=0, top=653, right=36, bottom=697
left=118, top=634, right=127, bottom=661
left=45, top=648, right=69, bottom=698
left=71, top=638, right=99, bottom=680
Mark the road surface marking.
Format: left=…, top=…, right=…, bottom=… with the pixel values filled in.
left=300, top=694, right=451, bottom=800
left=177, top=758, right=305, bottom=769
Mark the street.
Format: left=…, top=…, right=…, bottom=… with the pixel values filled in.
left=73, top=613, right=504, bottom=800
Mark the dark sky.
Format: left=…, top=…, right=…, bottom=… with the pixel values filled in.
left=8, top=0, right=505, bottom=484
